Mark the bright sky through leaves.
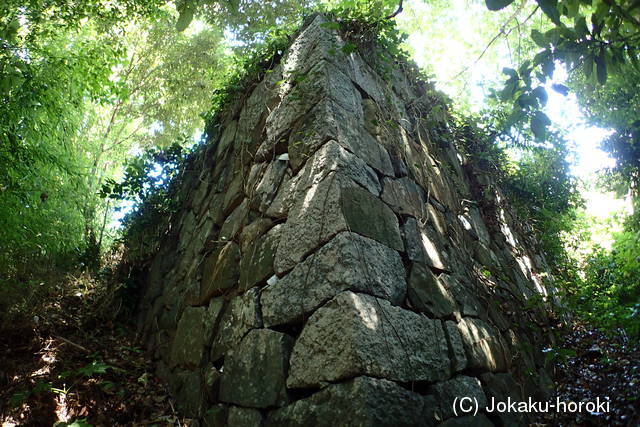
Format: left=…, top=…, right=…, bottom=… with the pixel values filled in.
left=397, top=0, right=629, bottom=223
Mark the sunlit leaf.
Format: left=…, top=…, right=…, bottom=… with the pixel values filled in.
left=531, top=29, right=547, bottom=47
left=320, top=21, right=341, bottom=31
left=531, top=110, right=551, bottom=139
left=536, top=0, right=561, bottom=24
left=532, top=86, right=548, bottom=106
left=485, top=0, right=516, bottom=11
left=502, top=67, right=518, bottom=78
left=176, top=1, right=196, bottom=32
left=584, top=53, right=594, bottom=77
left=595, top=52, right=607, bottom=85
left=551, top=83, right=569, bottom=96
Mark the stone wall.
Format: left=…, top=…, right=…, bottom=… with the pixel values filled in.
left=137, top=15, right=557, bottom=426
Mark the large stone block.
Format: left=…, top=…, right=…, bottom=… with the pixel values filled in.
left=480, top=372, right=526, bottom=426
left=430, top=375, right=487, bottom=420
left=266, top=58, right=359, bottom=147
left=282, top=15, right=343, bottom=79
left=236, top=79, right=269, bottom=150
left=340, top=185, right=404, bottom=251
left=287, top=97, right=394, bottom=174
left=202, top=404, right=228, bottom=427
left=457, top=317, right=508, bottom=372
left=440, top=274, right=483, bottom=318
left=274, top=140, right=381, bottom=274
left=287, top=291, right=450, bottom=388
left=211, top=288, right=262, bottom=361
left=204, top=297, right=225, bottom=344
left=173, top=369, right=204, bottom=418
left=219, top=199, right=249, bottom=241
left=297, top=139, right=382, bottom=195
left=444, top=320, right=468, bottom=372
left=227, top=406, right=264, bottom=427
left=200, top=242, right=240, bottom=303
left=265, top=170, right=299, bottom=219
left=250, top=159, right=288, bottom=212
left=239, top=224, right=281, bottom=291
left=274, top=173, right=346, bottom=274
left=170, top=306, right=206, bottom=369
left=219, top=329, right=293, bottom=408
left=267, top=376, right=427, bottom=427
left=222, top=172, right=244, bottom=215
left=408, top=262, right=457, bottom=318
left=239, top=217, right=273, bottom=252
left=262, top=232, right=406, bottom=326
left=381, top=176, right=427, bottom=218
left=216, top=120, right=237, bottom=158
left=403, top=217, right=450, bottom=272
left=467, top=206, right=492, bottom=246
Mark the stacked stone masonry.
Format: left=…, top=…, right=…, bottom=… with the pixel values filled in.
left=138, top=14, right=557, bottom=427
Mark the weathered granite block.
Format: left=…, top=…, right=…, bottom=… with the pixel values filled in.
left=262, top=232, right=406, bottom=326
left=200, top=241, right=240, bottom=303
left=170, top=306, right=206, bottom=369
left=457, top=317, right=508, bottom=372
left=220, top=329, right=293, bottom=408
left=211, top=288, right=262, bottom=361
left=408, top=262, right=457, bottom=318
left=268, top=376, right=428, bottom=427
left=287, top=291, right=450, bottom=387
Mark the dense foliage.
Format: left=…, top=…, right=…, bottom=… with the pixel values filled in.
left=488, top=0, right=640, bottom=196
left=576, top=230, right=640, bottom=336
left=0, top=2, right=226, bottom=318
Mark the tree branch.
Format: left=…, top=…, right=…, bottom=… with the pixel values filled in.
left=385, top=0, right=403, bottom=19
left=453, top=5, right=539, bottom=81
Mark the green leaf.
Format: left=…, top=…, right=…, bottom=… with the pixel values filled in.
left=541, top=57, right=555, bottom=78
left=78, top=360, right=111, bottom=377
left=630, top=52, right=640, bottom=72
left=595, top=51, right=607, bottom=85
left=505, top=109, right=525, bottom=128
left=564, top=0, right=580, bottom=18
left=341, top=42, right=357, bottom=55
left=517, top=94, right=537, bottom=109
left=559, top=26, right=576, bottom=41
left=551, top=83, right=569, bottom=95
left=485, top=0, right=516, bottom=11
left=320, top=22, right=341, bottom=31
left=533, top=51, right=548, bottom=67
left=502, top=67, right=518, bottom=78
left=584, top=53, right=594, bottom=77
left=536, top=0, right=561, bottom=24
left=544, top=28, right=560, bottom=45
left=518, top=60, right=532, bottom=75
left=531, top=30, right=547, bottom=47
left=531, top=110, right=551, bottom=139
left=591, top=12, right=603, bottom=36
left=574, top=17, right=589, bottom=39
left=500, top=79, right=518, bottom=101
left=532, top=86, right=548, bottom=106
left=176, top=1, right=196, bottom=32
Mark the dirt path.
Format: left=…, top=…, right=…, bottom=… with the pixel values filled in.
left=0, top=293, right=187, bottom=426
left=535, top=323, right=640, bottom=426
